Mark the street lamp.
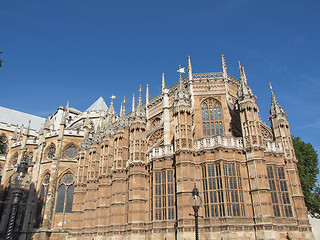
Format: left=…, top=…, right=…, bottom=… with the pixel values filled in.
left=6, top=158, right=30, bottom=240
left=190, top=184, right=202, bottom=240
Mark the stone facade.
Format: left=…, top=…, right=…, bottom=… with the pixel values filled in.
left=0, top=55, right=314, bottom=239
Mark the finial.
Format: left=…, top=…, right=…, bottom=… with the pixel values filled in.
left=66, top=101, right=69, bottom=111
left=269, top=82, right=273, bottom=91
left=188, top=56, right=193, bottom=81
left=162, top=73, right=166, bottom=90
left=132, top=93, right=135, bottom=112
left=123, top=96, right=127, bottom=104
left=238, top=61, right=247, bottom=84
left=222, top=53, right=227, bottom=79
left=26, top=120, right=31, bottom=136
left=139, top=85, right=142, bottom=93
left=146, top=84, right=149, bottom=105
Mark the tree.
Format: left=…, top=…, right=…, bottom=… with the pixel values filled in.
left=292, top=136, right=320, bottom=218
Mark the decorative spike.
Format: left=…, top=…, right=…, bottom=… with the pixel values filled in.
left=44, top=114, right=51, bottom=130
left=26, top=120, right=31, bottom=136
left=146, top=84, right=149, bottom=105
left=108, top=95, right=116, bottom=116
left=188, top=56, right=193, bottom=81
left=221, top=53, right=227, bottom=80
left=269, top=83, right=286, bottom=118
left=138, top=86, right=142, bottom=106
left=242, top=64, right=248, bottom=84
left=132, top=93, right=135, bottom=112
left=162, top=73, right=166, bottom=91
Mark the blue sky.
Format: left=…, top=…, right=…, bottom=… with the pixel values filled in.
left=1, top=1, right=319, bottom=177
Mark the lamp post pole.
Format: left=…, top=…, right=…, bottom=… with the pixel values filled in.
left=6, top=190, right=22, bottom=240
left=190, top=184, right=202, bottom=240
left=6, top=158, right=30, bottom=240
left=193, top=205, right=199, bottom=240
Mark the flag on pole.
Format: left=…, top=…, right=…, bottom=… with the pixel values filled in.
left=177, top=67, right=185, bottom=73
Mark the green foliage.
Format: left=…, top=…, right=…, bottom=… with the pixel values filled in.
left=292, top=136, right=320, bottom=218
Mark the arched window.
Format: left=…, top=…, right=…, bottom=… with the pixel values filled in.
left=47, top=145, right=56, bottom=159
left=0, top=135, right=7, bottom=155
left=34, top=174, right=50, bottom=228
left=25, top=152, right=33, bottom=165
left=64, top=145, right=78, bottom=159
left=55, top=173, right=74, bottom=214
left=12, top=153, right=18, bottom=166
left=201, top=99, right=223, bottom=136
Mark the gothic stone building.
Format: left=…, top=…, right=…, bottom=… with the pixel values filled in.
left=0, top=55, right=314, bottom=239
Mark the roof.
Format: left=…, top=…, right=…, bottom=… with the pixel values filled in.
left=0, top=106, right=46, bottom=131
left=86, top=97, right=108, bottom=112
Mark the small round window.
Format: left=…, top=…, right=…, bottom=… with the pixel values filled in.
left=48, top=146, right=56, bottom=159
left=65, top=146, right=78, bottom=159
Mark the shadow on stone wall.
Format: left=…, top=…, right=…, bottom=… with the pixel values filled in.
left=0, top=182, right=43, bottom=240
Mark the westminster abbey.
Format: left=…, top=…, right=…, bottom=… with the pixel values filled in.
left=0, top=55, right=315, bottom=239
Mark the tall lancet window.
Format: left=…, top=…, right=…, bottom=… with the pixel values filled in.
left=35, top=174, right=50, bottom=228
left=151, top=170, right=175, bottom=221
left=201, top=99, right=223, bottom=136
left=55, top=173, right=74, bottom=213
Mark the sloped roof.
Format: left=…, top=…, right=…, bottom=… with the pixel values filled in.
left=0, top=106, right=46, bottom=131
left=86, top=97, right=108, bottom=112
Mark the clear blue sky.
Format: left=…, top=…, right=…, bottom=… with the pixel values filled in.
left=1, top=1, right=319, bottom=177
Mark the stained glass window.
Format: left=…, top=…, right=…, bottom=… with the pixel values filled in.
left=267, top=166, right=293, bottom=218
left=13, top=154, right=18, bottom=166
left=48, top=146, right=56, bottom=159
left=152, top=170, right=174, bottom=221
left=65, top=145, right=78, bottom=159
left=201, top=99, right=223, bottom=136
left=202, top=163, right=245, bottom=218
left=55, top=173, right=74, bottom=214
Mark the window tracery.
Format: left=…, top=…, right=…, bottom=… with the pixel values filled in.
left=64, top=145, right=78, bottom=159
left=151, top=170, right=174, bottom=221
left=201, top=99, right=223, bottom=136
left=267, top=166, right=293, bottom=217
left=55, top=173, right=74, bottom=213
left=47, top=145, right=56, bottom=159
left=35, top=173, right=50, bottom=228
left=202, top=162, right=245, bottom=218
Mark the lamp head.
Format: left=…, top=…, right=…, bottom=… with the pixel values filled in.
left=190, top=184, right=202, bottom=208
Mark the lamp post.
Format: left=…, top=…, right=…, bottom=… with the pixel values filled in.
left=6, top=159, right=30, bottom=240
left=190, top=184, right=202, bottom=240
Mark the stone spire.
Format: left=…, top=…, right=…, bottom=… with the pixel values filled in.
left=12, top=125, right=18, bottom=141
left=269, top=82, right=286, bottom=118
left=25, top=120, right=31, bottom=136
left=237, top=61, right=254, bottom=100
left=104, top=116, right=115, bottom=137
left=117, top=97, right=129, bottom=129
left=222, top=53, right=227, bottom=80
left=44, top=114, right=51, bottom=130
left=188, top=56, right=193, bottom=81
left=132, top=93, right=135, bottom=112
left=108, top=95, right=116, bottom=116
left=134, top=85, right=146, bottom=118
left=146, top=84, right=149, bottom=105
left=66, top=101, right=69, bottom=121
left=162, top=73, right=166, bottom=92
